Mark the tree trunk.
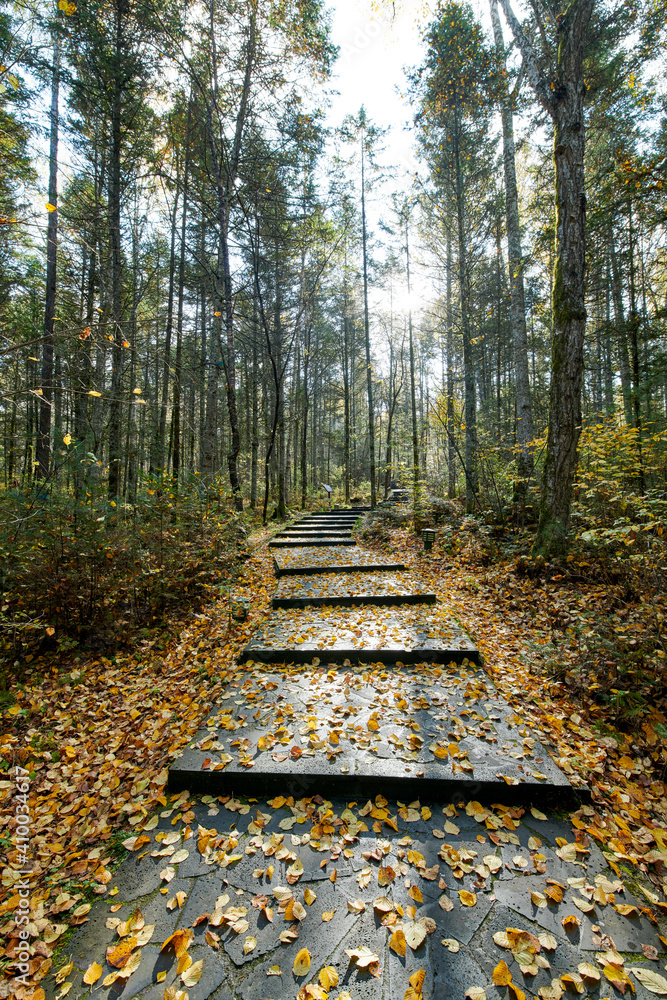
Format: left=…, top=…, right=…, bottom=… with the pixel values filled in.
left=406, top=217, right=421, bottom=528
left=453, top=103, right=477, bottom=513
left=107, top=0, right=128, bottom=501
left=250, top=294, right=259, bottom=508
left=609, top=241, right=633, bottom=425
left=490, top=0, right=534, bottom=495
left=361, top=138, right=376, bottom=508
left=446, top=231, right=456, bottom=498
left=172, top=101, right=192, bottom=483
left=498, top=0, right=594, bottom=552
left=36, top=29, right=60, bottom=482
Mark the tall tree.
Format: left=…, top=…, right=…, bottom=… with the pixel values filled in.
left=489, top=0, right=535, bottom=498
left=340, top=108, right=385, bottom=509
left=496, top=0, right=595, bottom=551
left=36, top=23, right=60, bottom=481
left=413, top=1, right=495, bottom=514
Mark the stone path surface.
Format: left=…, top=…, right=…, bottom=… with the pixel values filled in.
left=54, top=793, right=665, bottom=1000
left=169, top=661, right=571, bottom=799
left=269, top=538, right=358, bottom=548
left=273, top=547, right=405, bottom=575
left=47, top=509, right=667, bottom=1000
left=239, top=605, right=480, bottom=664
left=272, top=572, right=436, bottom=608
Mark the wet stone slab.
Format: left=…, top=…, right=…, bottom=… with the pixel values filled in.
left=170, top=661, right=575, bottom=801
left=276, top=530, right=353, bottom=537
left=273, top=546, right=405, bottom=576
left=269, top=537, right=357, bottom=548
left=272, top=572, right=436, bottom=608
left=293, top=517, right=359, bottom=528
left=50, top=793, right=659, bottom=1000
left=239, top=604, right=480, bottom=665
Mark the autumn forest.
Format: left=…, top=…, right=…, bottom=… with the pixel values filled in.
left=1, top=1, right=667, bottom=997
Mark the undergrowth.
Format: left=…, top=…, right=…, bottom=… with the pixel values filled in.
left=0, top=473, right=250, bottom=676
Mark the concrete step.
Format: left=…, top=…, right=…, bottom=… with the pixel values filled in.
left=269, top=537, right=357, bottom=548
left=169, top=660, right=579, bottom=805
left=273, top=572, right=436, bottom=608
left=273, top=546, right=405, bottom=576
left=239, top=604, right=480, bottom=665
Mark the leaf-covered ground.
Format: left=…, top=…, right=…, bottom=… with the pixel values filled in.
left=1, top=518, right=666, bottom=1000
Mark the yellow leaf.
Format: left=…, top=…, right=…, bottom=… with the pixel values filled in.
left=390, top=928, right=407, bottom=956
left=46, top=202, right=57, bottom=212
left=493, top=960, right=513, bottom=986
left=459, top=890, right=477, bottom=907
left=181, top=958, right=204, bottom=986
left=602, top=965, right=635, bottom=993
left=83, top=962, right=102, bottom=985
left=88, top=390, right=102, bottom=397
left=508, top=982, right=527, bottom=1000
left=405, top=968, right=426, bottom=999
left=55, top=961, right=73, bottom=984
left=408, top=885, right=423, bottom=903
left=319, top=966, right=339, bottom=989
left=106, top=937, right=137, bottom=968
left=293, top=947, right=311, bottom=977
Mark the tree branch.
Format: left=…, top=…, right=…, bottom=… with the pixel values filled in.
left=495, top=0, right=554, bottom=116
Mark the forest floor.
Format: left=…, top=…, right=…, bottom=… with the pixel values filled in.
left=1, top=512, right=666, bottom=1000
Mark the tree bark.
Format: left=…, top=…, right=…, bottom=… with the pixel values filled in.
left=107, top=0, right=128, bottom=501
left=452, top=101, right=478, bottom=514
left=490, top=0, right=535, bottom=496
left=360, top=136, right=376, bottom=508
left=498, top=0, right=594, bottom=552
left=36, top=28, right=60, bottom=482
left=172, top=100, right=192, bottom=483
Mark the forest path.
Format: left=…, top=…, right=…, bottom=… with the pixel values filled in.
left=44, top=513, right=665, bottom=1000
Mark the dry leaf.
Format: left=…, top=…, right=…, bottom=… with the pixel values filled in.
left=82, top=962, right=102, bottom=985
left=345, top=945, right=380, bottom=968
left=390, top=928, right=407, bottom=957
left=293, top=947, right=311, bottom=976
left=493, top=960, right=513, bottom=986
left=628, top=968, right=667, bottom=994
left=319, top=966, right=339, bottom=989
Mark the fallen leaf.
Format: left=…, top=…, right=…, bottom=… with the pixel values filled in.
left=319, top=966, right=339, bottom=989
left=493, top=960, right=513, bottom=986
left=441, top=937, right=460, bottom=952
left=345, top=945, right=381, bottom=968
left=390, top=928, right=407, bottom=956
left=243, top=936, right=257, bottom=954
left=83, top=962, right=102, bottom=985
left=293, top=947, right=311, bottom=976
left=629, top=968, right=667, bottom=994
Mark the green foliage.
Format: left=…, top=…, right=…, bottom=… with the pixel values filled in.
left=0, top=471, right=247, bottom=671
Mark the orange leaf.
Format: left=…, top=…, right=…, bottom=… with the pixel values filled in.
left=493, top=960, right=513, bottom=986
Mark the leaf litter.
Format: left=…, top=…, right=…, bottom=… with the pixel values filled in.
left=2, top=527, right=667, bottom=999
